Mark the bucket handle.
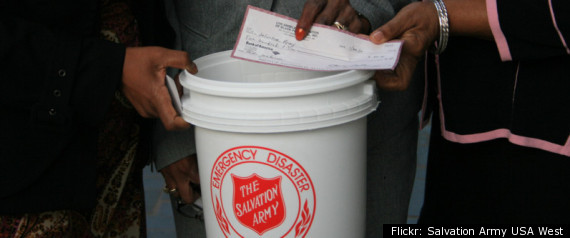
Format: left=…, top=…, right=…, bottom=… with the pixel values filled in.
left=166, top=75, right=183, bottom=115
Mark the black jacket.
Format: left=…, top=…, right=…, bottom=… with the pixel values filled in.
left=426, top=1, right=570, bottom=156
left=1, top=0, right=126, bottom=214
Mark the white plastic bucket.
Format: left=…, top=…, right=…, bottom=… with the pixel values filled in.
left=180, top=50, right=378, bottom=238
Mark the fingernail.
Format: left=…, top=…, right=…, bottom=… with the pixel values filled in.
left=186, top=63, right=198, bottom=74
left=370, top=30, right=384, bottom=43
left=295, top=27, right=306, bottom=41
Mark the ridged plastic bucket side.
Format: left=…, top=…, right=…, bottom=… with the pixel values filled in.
left=180, top=51, right=378, bottom=133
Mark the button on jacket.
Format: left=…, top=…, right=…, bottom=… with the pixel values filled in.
left=0, top=0, right=125, bottom=214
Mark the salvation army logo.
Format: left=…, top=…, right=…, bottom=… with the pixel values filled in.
left=210, top=146, right=316, bottom=237
left=232, top=174, right=285, bottom=235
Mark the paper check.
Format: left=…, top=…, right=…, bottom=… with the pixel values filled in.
left=231, top=5, right=403, bottom=71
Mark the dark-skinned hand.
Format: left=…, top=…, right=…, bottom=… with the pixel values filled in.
left=295, top=0, right=371, bottom=40
left=160, top=153, right=201, bottom=204
left=122, top=46, right=197, bottom=130
left=368, top=0, right=490, bottom=91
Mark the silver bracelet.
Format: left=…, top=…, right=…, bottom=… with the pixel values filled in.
left=431, top=0, right=449, bottom=54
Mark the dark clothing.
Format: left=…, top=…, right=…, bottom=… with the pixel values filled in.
left=434, top=36, right=570, bottom=154
left=419, top=1, right=570, bottom=223
left=420, top=114, right=570, bottom=224
left=1, top=0, right=123, bottom=214
left=429, top=0, right=570, bottom=155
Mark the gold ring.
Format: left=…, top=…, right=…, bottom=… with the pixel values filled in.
left=333, top=21, right=346, bottom=30
left=163, top=185, right=177, bottom=194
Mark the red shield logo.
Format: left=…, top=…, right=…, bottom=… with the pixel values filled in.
left=232, top=173, right=285, bottom=235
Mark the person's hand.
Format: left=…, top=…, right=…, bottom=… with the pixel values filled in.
left=296, top=0, right=371, bottom=40
left=122, top=46, right=198, bottom=130
left=368, top=2, right=439, bottom=91
left=368, top=0, right=490, bottom=91
left=160, top=154, right=201, bottom=204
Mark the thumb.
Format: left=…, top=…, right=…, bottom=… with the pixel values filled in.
left=369, top=18, right=404, bottom=45
left=160, top=48, right=198, bottom=74
left=369, top=7, right=414, bottom=45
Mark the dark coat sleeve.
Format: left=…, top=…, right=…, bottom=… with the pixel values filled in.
left=0, top=0, right=125, bottom=201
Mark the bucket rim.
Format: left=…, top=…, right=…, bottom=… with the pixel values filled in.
left=180, top=50, right=379, bottom=133
left=180, top=51, right=374, bottom=98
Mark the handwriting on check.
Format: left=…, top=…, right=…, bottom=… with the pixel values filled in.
left=232, top=5, right=402, bottom=71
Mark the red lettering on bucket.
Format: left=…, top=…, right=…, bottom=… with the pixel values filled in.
left=232, top=174, right=285, bottom=235
left=266, top=153, right=311, bottom=192
left=210, top=146, right=315, bottom=237
left=212, top=149, right=257, bottom=188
